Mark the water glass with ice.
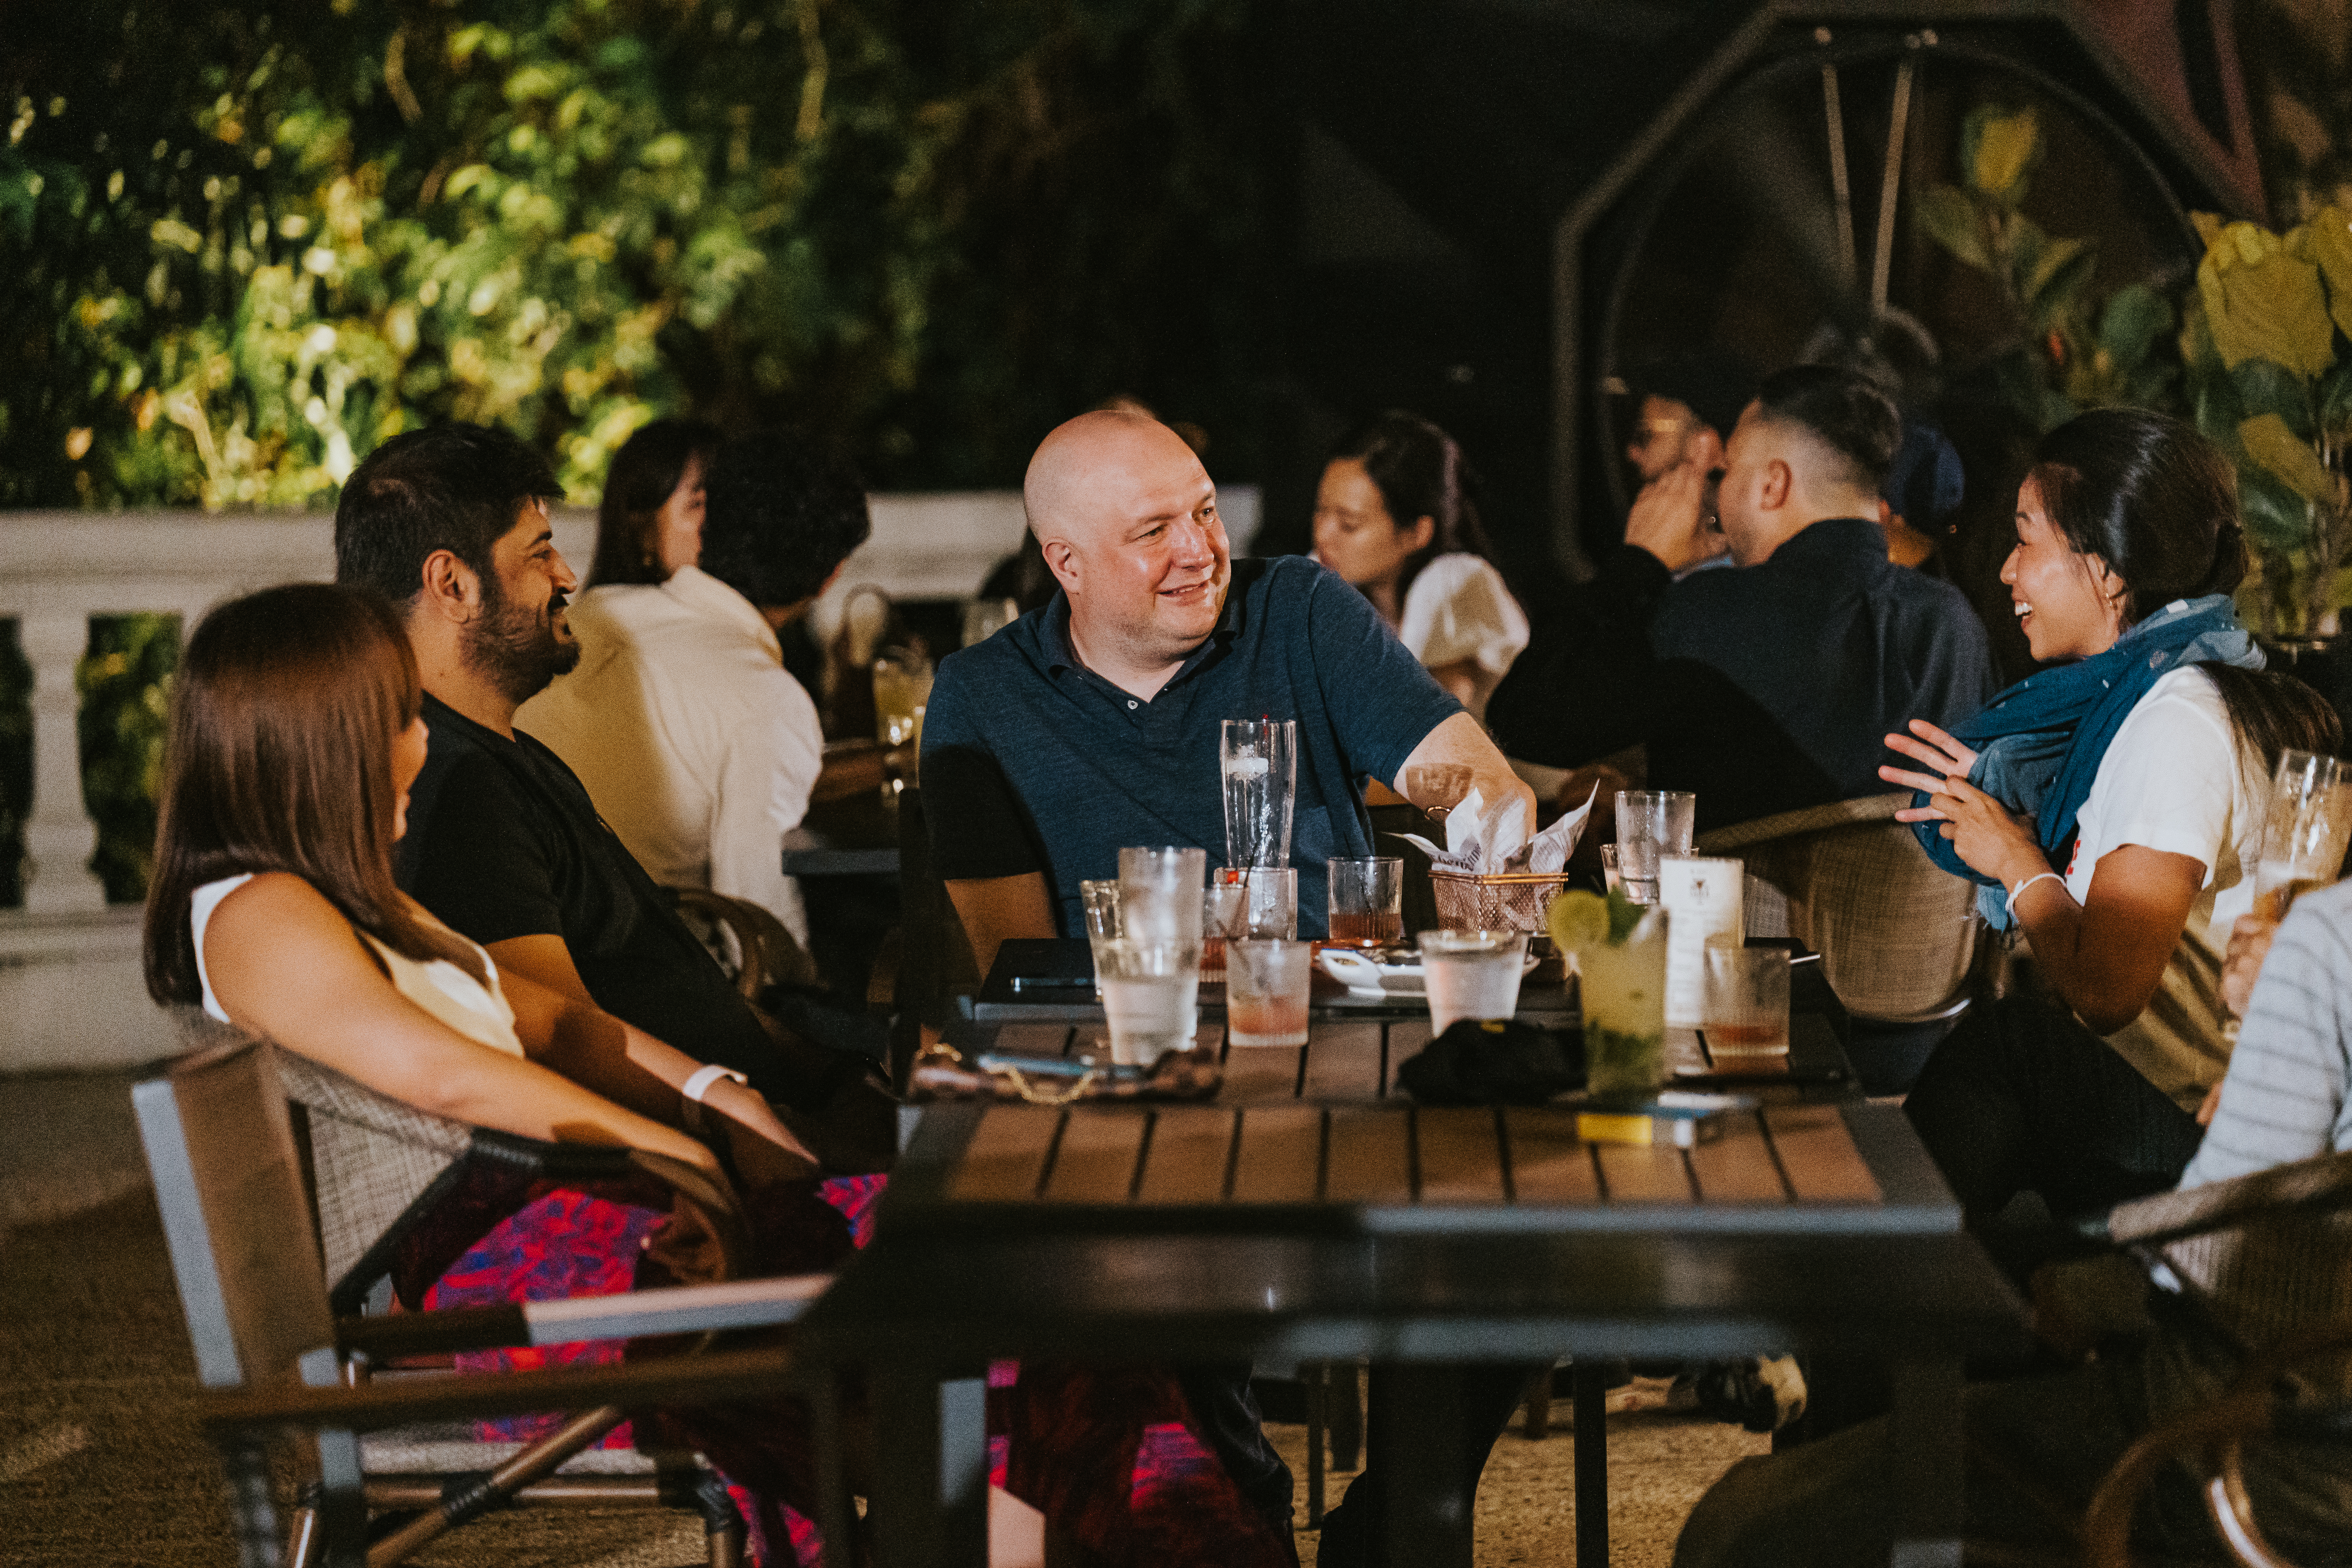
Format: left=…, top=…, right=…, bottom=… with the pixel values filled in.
left=1119, top=846, right=1207, bottom=947
left=1221, top=719, right=1297, bottom=869
left=1226, top=939, right=1313, bottom=1047
left=1613, top=790, right=1697, bottom=904
left=1092, top=938, right=1201, bottom=1067
left=1417, top=929, right=1528, bottom=1033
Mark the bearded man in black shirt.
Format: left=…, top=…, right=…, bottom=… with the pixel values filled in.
left=333, top=422, right=885, bottom=1156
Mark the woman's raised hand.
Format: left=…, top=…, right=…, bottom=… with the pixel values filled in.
left=1879, top=719, right=1982, bottom=822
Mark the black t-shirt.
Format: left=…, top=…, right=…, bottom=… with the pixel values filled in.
left=395, top=693, right=791, bottom=1099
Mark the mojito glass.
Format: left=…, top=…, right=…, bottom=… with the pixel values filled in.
left=1580, top=911, right=1669, bottom=1097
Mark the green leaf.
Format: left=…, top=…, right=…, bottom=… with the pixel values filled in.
left=1912, top=184, right=1989, bottom=271
left=2228, top=357, right=2316, bottom=440
left=2240, top=413, right=2335, bottom=500
left=2097, top=283, right=2173, bottom=371
left=2025, top=240, right=2097, bottom=331
left=2189, top=362, right=2248, bottom=450
left=2318, top=360, right=2352, bottom=436
left=2237, top=463, right=2314, bottom=553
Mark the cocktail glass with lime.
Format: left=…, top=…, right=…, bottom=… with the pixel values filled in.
left=1549, top=888, right=1670, bottom=1099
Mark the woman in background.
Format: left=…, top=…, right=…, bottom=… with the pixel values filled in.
left=1314, top=410, right=1528, bottom=722
left=586, top=416, right=724, bottom=586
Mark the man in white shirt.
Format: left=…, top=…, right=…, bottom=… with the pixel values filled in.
left=519, top=432, right=870, bottom=947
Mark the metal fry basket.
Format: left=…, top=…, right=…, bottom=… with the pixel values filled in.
left=1428, top=868, right=1575, bottom=933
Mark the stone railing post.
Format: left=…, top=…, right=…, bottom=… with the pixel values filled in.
left=17, top=612, right=106, bottom=913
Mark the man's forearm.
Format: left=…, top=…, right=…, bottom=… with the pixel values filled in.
left=1397, top=712, right=1537, bottom=832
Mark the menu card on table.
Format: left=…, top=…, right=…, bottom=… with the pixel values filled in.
left=1660, top=856, right=1744, bottom=1027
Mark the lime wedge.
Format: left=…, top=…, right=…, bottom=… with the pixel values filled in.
left=1547, top=888, right=1613, bottom=952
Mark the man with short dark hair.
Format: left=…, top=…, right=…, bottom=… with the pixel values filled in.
left=336, top=421, right=873, bottom=1123
left=1489, top=363, right=1998, bottom=833
left=519, top=431, right=872, bottom=947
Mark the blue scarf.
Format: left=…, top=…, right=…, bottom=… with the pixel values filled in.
left=1910, top=595, right=2261, bottom=929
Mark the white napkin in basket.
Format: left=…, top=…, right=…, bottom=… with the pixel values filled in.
left=1396, top=783, right=1595, bottom=874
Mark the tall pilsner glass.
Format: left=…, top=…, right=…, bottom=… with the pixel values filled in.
left=1221, top=720, right=1297, bottom=870
left=2257, top=749, right=2352, bottom=917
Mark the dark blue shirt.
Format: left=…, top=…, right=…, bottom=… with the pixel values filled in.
left=1488, top=519, right=1998, bottom=835
left=922, top=555, right=1462, bottom=938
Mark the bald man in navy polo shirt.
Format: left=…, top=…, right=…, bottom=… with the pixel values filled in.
left=920, top=409, right=1537, bottom=1560
left=922, top=409, right=1532, bottom=974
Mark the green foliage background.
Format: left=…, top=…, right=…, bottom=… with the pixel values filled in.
left=1, top=0, right=1268, bottom=510
left=1, top=0, right=1267, bottom=902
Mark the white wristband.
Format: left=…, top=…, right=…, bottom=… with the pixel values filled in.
left=682, top=1063, right=749, bottom=1103
left=2007, top=872, right=2064, bottom=920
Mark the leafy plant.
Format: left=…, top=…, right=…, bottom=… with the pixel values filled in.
left=2177, top=207, right=2352, bottom=640
left=1911, top=103, right=2179, bottom=429
left=0, top=0, right=1268, bottom=508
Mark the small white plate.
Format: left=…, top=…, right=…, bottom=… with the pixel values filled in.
left=1317, top=947, right=1539, bottom=999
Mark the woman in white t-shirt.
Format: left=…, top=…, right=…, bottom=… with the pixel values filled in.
left=1879, top=409, right=2340, bottom=1229
left=1313, top=410, right=1530, bottom=722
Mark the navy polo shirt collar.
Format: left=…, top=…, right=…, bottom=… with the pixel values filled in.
left=1036, top=580, right=1246, bottom=700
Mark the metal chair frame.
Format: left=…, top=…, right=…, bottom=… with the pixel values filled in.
left=136, top=1025, right=831, bottom=1568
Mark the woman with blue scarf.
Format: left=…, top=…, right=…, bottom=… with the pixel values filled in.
left=1876, top=409, right=2339, bottom=1234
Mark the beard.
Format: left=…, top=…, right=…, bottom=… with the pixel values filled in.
left=467, top=574, right=581, bottom=705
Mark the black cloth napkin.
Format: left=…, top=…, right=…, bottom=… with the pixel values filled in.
left=1396, top=1019, right=1584, bottom=1106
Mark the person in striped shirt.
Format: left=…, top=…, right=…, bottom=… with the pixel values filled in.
left=1673, top=880, right=2352, bottom=1566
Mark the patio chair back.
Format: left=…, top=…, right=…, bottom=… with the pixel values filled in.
left=2104, top=1146, right=2352, bottom=1356
left=1696, top=792, right=1980, bottom=1025
left=134, top=1030, right=338, bottom=1395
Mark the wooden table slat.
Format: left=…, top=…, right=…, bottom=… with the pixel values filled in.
left=1134, top=1107, right=1239, bottom=1204
left=1763, top=1105, right=1883, bottom=1203
left=1302, top=1020, right=1386, bottom=1102
left=1229, top=1105, right=1325, bottom=1203
left=1325, top=1107, right=1415, bottom=1205
left=1501, top=1107, right=1601, bottom=1205
left=1416, top=1107, right=1507, bottom=1204
left=1383, top=1020, right=1433, bottom=1098
left=1219, top=1044, right=1303, bottom=1104
left=1040, top=1109, right=1149, bottom=1203
left=1592, top=1142, right=1698, bottom=1205
left=948, top=1106, right=1064, bottom=1202
left=1685, top=1114, right=1793, bottom=1204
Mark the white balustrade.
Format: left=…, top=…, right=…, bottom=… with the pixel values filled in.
left=0, top=488, right=1260, bottom=1070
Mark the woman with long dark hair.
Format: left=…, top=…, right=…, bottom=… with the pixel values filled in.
left=144, top=583, right=865, bottom=1552
left=585, top=416, right=724, bottom=586
left=1881, top=408, right=2341, bottom=1226
left=1314, top=410, right=1528, bottom=720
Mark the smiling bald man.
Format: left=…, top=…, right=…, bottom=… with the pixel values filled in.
left=919, top=408, right=1537, bottom=1556
left=921, top=408, right=1533, bottom=972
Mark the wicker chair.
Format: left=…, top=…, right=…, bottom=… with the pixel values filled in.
left=1696, top=792, right=1983, bottom=1029
left=137, top=1014, right=833, bottom=1568
left=2071, top=1148, right=2352, bottom=1567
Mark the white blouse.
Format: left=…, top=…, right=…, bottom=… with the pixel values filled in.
left=1396, top=553, right=1530, bottom=721
left=192, top=873, right=525, bottom=1057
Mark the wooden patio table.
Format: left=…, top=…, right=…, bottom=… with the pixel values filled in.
left=799, top=941, right=2028, bottom=1568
